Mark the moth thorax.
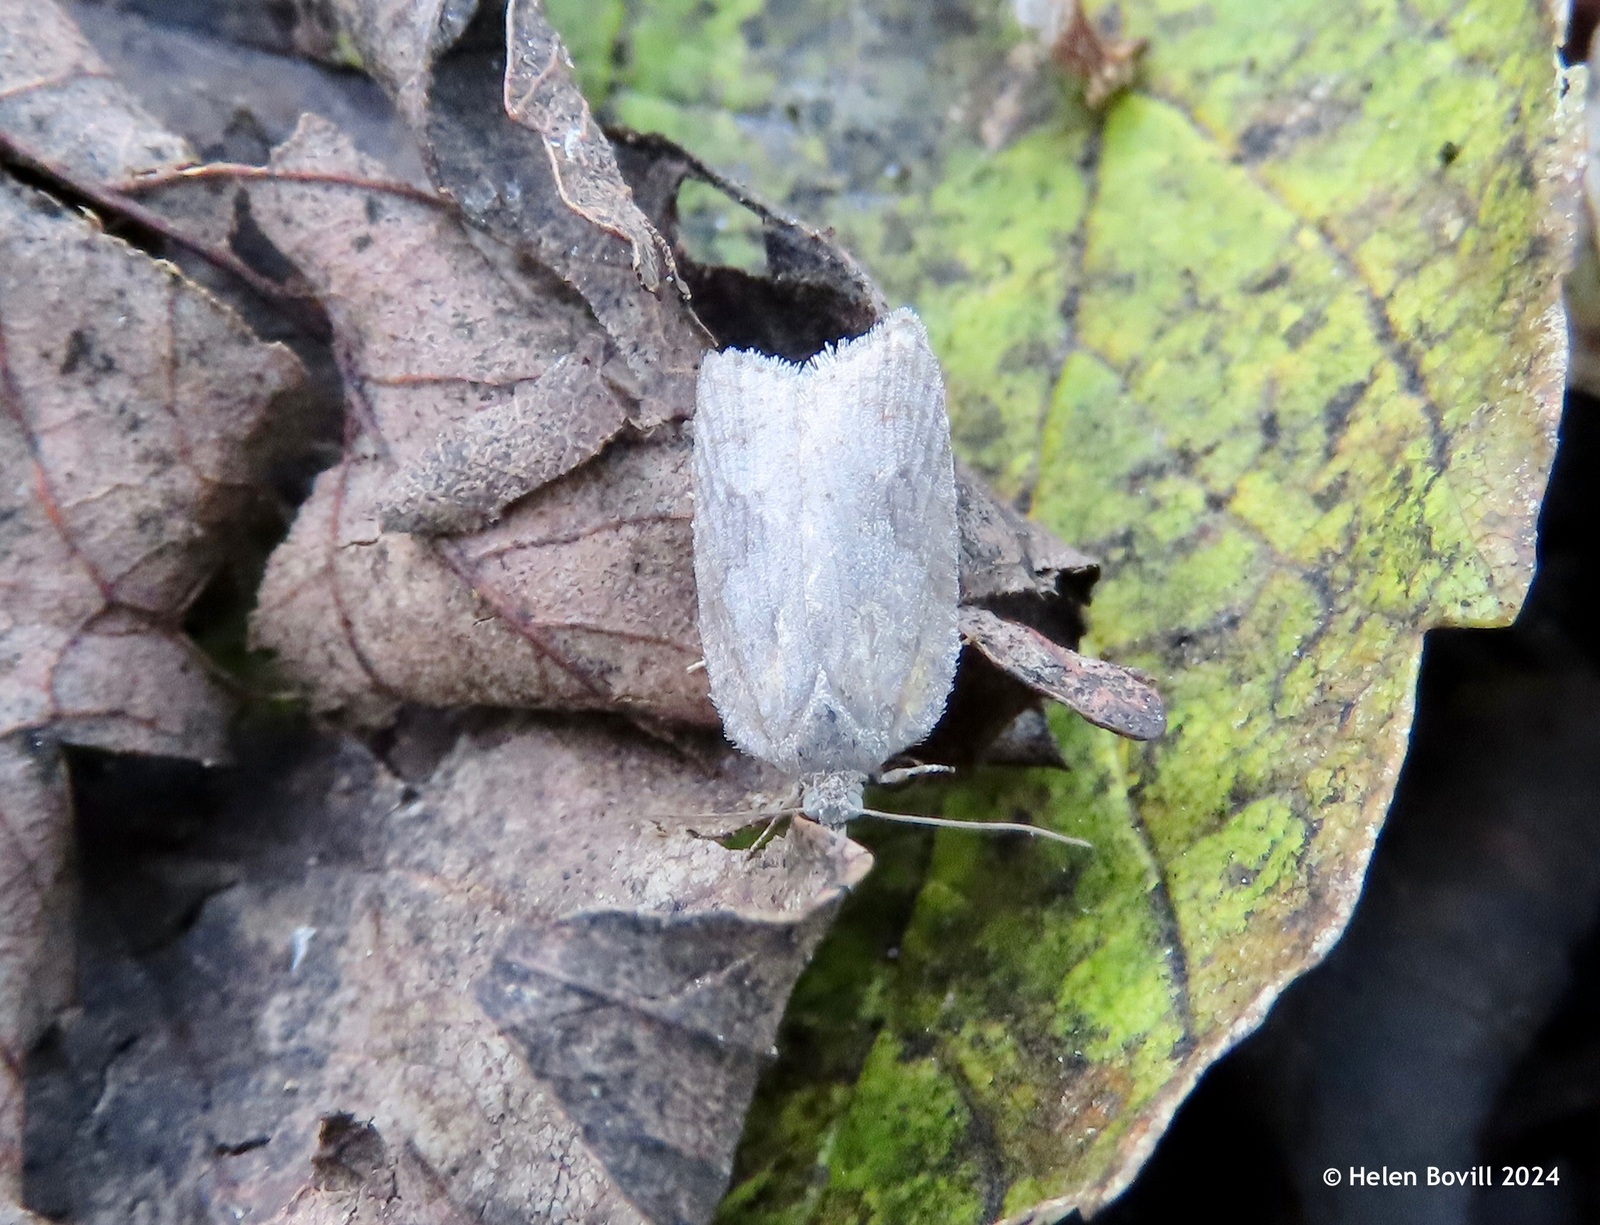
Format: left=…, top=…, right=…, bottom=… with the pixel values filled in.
left=800, top=770, right=868, bottom=827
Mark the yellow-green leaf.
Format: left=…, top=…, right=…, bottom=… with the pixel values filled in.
left=556, top=0, right=1578, bottom=1218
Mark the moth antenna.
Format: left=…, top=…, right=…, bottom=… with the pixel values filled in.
left=851, top=807, right=1091, bottom=849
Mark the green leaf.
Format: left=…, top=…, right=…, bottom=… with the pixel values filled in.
left=555, top=1, right=1577, bottom=1218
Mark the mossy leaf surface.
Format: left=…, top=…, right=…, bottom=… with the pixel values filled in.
left=551, top=0, right=1578, bottom=1218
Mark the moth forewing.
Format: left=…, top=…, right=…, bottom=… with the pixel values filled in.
left=691, top=347, right=809, bottom=766
left=806, top=310, right=959, bottom=761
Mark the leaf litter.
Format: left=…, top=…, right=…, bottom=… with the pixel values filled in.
left=0, top=3, right=305, bottom=1214
left=28, top=718, right=871, bottom=1225
left=2, top=2, right=1166, bottom=1224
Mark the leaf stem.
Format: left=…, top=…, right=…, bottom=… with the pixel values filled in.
left=112, top=162, right=448, bottom=211
left=0, top=130, right=308, bottom=314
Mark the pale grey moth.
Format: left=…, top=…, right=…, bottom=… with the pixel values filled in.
left=692, top=308, right=1085, bottom=847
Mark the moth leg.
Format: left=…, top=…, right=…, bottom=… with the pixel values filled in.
left=745, top=811, right=793, bottom=855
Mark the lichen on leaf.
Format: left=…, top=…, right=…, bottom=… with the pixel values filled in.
left=552, top=0, right=1580, bottom=1218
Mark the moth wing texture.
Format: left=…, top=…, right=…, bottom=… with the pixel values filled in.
left=692, top=309, right=959, bottom=776
left=693, top=344, right=811, bottom=768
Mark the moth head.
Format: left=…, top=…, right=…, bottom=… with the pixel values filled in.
left=799, top=770, right=868, bottom=828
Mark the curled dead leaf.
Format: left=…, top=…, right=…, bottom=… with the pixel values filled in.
left=321, top=0, right=706, bottom=422
left=960, top=606, right=1166, bottom=741
left=502, top=0, right=677, bottom=294
left=254, top=428, right=709, bottom=728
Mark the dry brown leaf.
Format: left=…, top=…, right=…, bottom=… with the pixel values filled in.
left=0, top=174, right=299, bottom=1205
left=247, top=108, right=635, bottom=531
left=0, top=0, right=189, bottom=186
left=0, top=177, right=300, bottom=756
left=0, top=736, right=71, bottom=1216
left=323, top=0, right=707, bottom=424
left=0, top=6, right=305, bottom=1211
left=959, top=606, right=1165, bottom=741
left=375, top=337, right=626, bottom=536
left=0, top=0, right=257, bottom=262
left=254, top=418, right=710, bottom=729
left=247, top=114, right=710, bottom=727
left=0, top=0, right=302, bottom=759
left=317, top=0, right=477, bottom=127
left=29, top=719, right=868, bottom=1224
left=502, top=0, right=676, bottom=294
